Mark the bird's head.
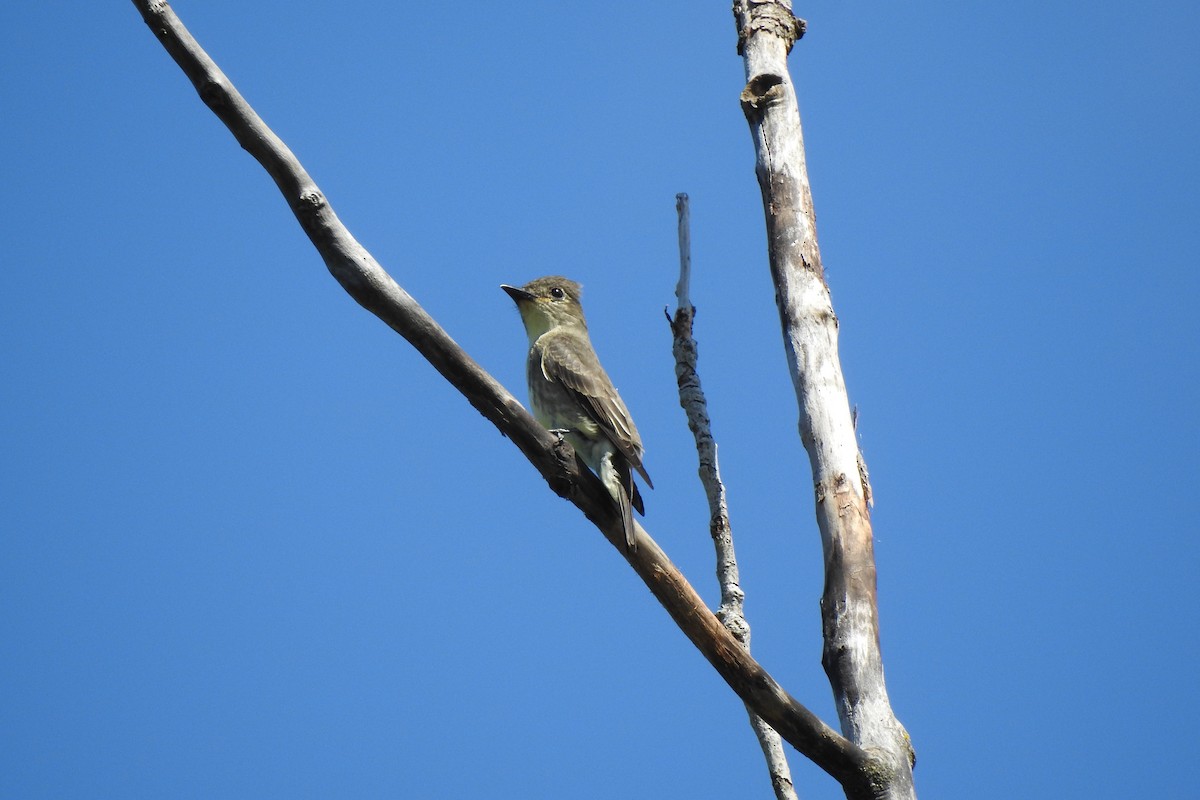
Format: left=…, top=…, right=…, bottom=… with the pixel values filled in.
left=501, top=276, right=587, bottom=341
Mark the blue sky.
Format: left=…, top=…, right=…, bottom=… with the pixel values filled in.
left=2, top=2, right=1197, bottom=798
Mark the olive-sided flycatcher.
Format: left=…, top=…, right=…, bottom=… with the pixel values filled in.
left=501, top=277, right=652, bottom=551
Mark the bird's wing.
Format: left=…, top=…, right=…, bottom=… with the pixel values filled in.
left=539, top=331, right=653, bottom=489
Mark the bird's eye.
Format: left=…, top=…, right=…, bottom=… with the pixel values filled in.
left=550, top=286, right=565, bottom=299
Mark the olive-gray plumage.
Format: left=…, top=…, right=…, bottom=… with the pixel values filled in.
left=501, top=277, right=652, bottom=550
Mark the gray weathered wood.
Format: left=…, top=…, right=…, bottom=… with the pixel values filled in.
left=670, top=194, right=798, bottom=800
left=733, top=2, right=917, bottom=798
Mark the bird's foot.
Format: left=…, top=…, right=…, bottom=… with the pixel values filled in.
left=547, top=428, right=571, bottom=442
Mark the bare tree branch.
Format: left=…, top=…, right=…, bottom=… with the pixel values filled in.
left=130, top=0, right=879, bottom=793
left=670, top=194, right=798, bottom=800
left=733, top=2, right=917, bottom=798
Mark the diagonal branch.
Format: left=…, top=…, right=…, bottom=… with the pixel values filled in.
left=131, top=1, right=874, bottom=794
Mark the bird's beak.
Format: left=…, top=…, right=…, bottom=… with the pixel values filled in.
left=501, top=284, right=535, bottom=304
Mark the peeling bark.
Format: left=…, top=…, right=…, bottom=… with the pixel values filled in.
left=670, top=194, right=798, bottom=800
left=733, top=2, right=917, bottom=798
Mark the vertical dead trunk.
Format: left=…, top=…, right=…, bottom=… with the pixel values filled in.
left=732, top=3, right=917, bottom=798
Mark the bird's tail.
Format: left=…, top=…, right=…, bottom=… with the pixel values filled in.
left=602, top=452, right=639, bottom=552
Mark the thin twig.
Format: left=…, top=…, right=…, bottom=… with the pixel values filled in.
left=669, top=194, right=798, bottom=800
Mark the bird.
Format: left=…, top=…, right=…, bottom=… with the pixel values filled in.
left=501, top=276, right=652, bottom=551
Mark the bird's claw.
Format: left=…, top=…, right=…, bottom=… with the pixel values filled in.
left=548, top=428, right=571, bottom=442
